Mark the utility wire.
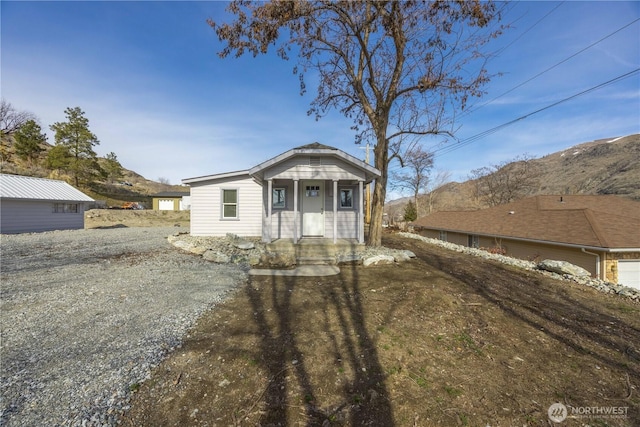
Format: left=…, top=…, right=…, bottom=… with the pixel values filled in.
left=462, top=17, right=640, bottom=119
left=430, top=68, right=640, bottom=159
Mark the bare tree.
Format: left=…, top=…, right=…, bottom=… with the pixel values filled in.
left=469, top=154, right=541, bottom=207
left=391, top=145, right=433, bottom=216
left=424, top=169, right=452, bottom=214
left=1, top=99, right=36, bottom=136
left=157, top=177, right=171, bottom=185
left=1, top=99, right=37, bottom=162
left=209, top=1, right=505, bottom=246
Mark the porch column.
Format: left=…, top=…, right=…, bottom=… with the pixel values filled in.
left=267, top=179, right=273, bottom=243
left=333, top=180, right=338, bottom=244
left=293, top=180, right=299, bottom=244
left=359, top=181, right=364, bottom=243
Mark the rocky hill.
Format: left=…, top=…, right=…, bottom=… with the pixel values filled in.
left=0, top=137, right=184, bottom=208
left=386, top=134, right=640, bottom=220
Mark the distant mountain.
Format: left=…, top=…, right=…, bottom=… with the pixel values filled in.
left=386, top=134, right=640, bottom=220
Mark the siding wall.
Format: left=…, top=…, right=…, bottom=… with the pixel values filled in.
left=189, top=175, right=263, bottom=237
left=264, top=156, right=366, bottom=181
left=1, top=200, right=85, bottom=233
left=416, top=228, right=601, bottom=277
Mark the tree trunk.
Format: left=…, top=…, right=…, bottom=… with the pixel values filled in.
left=367, top=133, right=389, bottom=247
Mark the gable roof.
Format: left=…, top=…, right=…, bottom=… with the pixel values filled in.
left=182, top=170, right=250, bottom=185
left=0, top=174, right=94, bottom=203
left=411, top=195, right=640, bottom=251
left=249, top=142, right=380, bottom=182
left=152, top=191, right=190, bottom=198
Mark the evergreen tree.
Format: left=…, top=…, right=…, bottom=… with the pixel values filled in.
left=50, top=107, right=100, bottom=187
left=14, top=119, right=46, bottom=165
left=45, top=144, right=72, bottom=172
left=403, top=200, right=417, bottom=222
left=103, top=152, right=123, bottom=183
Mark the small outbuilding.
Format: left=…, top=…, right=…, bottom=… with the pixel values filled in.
left=0, top=174, right=94, bottom=234
left=151, top=191, right=190, bottom=211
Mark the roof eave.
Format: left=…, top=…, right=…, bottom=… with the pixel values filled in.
left=412, top=226, right=639, bottom=253
left=182, top=170, right=250, bottom=185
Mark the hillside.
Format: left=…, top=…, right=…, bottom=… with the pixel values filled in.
left=0, top=137, right=184, bottom=208
left=386, top=134, right=640, bottom=220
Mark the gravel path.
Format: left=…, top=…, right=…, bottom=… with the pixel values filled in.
left=0, top=227, right=247, bottom=427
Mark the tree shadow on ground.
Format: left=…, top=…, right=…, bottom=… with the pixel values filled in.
left=245, top=263, right=395, bottom=426
left=391, top=234, right=640, bottom=382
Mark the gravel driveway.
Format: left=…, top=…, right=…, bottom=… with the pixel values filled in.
left=0, top=226, right=247, bottom=427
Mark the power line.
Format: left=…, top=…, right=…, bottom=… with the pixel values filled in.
left=431, top=68, right=640, bottom=159
left=462, top=17, right=640, bottom=118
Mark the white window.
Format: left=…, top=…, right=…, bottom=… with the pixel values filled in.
left=340, top=188, right=353, bottom=208
left=305, top=185, right=320, bottom=197
left=53, top=203, right=78, bottom=213
left=222, top=189, right=238, bottom=219
left=273, top=187, right=286, bottom=209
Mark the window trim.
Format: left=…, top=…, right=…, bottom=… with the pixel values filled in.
left=339, top=187, right=354, bottom=209
left=53, top=203, right=79, bottom=213
left=272, top=187, right=287, bottom=209
left=221, top=188, right=239, bottom=220
left=468, top=234, right=480, bottom=248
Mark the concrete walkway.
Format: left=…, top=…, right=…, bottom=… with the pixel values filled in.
left=248, top=265, right=340, bottom=277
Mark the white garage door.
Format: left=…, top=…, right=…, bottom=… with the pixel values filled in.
left=158, top=199, right=174, bottom=211
left=618, top=260, right=640, bottom=290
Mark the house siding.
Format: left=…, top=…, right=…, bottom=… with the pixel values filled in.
left=1, top=200, right=86, bottom=234
left=189, top=175, right=262, bottom=237
left=415, top=228, right=601, bottom=277
left=264, top=156, right=366, bottom=181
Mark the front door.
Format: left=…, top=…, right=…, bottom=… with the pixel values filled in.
left=302, top=180, right=324, bottom=236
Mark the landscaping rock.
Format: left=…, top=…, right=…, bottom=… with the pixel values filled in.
left=537, top=259, right=590, bottom=277
left=394, top=250, right=416, bottom=262
left=363, top=255, right=395, bottom=267
left=202, top=250, right=231, bottom=263
left=234, top=241, right=255, bottom=250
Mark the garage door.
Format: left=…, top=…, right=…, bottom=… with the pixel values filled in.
left=158, top=199, right=174, bottom=211
left=618, top=260, right=640, bottom=290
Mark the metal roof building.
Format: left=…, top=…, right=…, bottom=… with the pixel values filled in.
left=0, top=174, right=94, bottom=234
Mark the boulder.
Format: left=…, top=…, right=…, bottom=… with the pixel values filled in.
left=203, top=250, right=231, bottom=263
left=363, top=255, right=395, bottom=267
left=394, top=250, right=416, bottom=262
left=234, top=241, right=255, bottom=250
left=537, top=259, right=590, bottom=277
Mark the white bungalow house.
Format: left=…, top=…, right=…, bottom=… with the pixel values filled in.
left=0, top=174, right=94, bottom=234
left=183, top=143, right=380, bottom=244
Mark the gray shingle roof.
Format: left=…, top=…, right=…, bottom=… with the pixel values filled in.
left=0, top=174, right=94, bottom=202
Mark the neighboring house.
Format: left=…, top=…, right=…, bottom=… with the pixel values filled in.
left=411, top=195, right=640, bottom=289
left=182, top=143, right=380, bottom=244
left=0, top=174, right=94, bottom=234
left=151, top=191, right=190, bottom=211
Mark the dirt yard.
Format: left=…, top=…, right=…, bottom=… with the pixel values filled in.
left=121, top=232, right=639, bottom=426
left=84, top=209, right=190, bottom=229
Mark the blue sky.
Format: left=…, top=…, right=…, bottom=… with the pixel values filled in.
left=2, top=1, right=639, bottom=199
